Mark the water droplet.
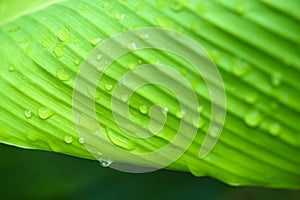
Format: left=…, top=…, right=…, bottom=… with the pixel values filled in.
left=198, top=105, right=204, bottom=113
left=233, top=59, right=251, bottom=77
left=99, top=158, right=112, bottom=167
left=8, top=64, right=16, bottom=72
left=170, top=0, right=186, bottom=12
left=106, top=127, right=135, bottom=151
left=38, top=107, right=55, bottom=120
left=244, top=92, right=258, bottom=104
left=74, top=58, right=80, bottom=66
left=96, top=53, right=103, bottom=61
left=121, top=94, right=129, bottom=102
left=209, top=126, right=220, bottom=138
left=268, top=123, right=281, bottom=136
left=42, top=38, right=53, bottom=48
left=244, top=110, right=262, bottom=128
left=25, top=46, right=32, bottom=54
left=26, top=131, right=39, bottom=142
left=192, top=117, right=205, bottom=128
left=91, top=37, right=101, bottom=46
left=176, top=110, right=186, bottom=119
left=127, top=42, right=137, bottom=50
left=56, top=68, right=70, bottom=81
left=25, top=110, right=33, bottom=118
left=79, top=136, right=85, bottom=144
left=57, top=27, right=71, bottom=43
left=235, top=2, right=249, bottom=15
left=53, top=43, right=65, bottom=58
left=105, top=83, right=113, bottom=91
left=64, top=135, right=73, bottom=144
left=139, top=105, right=149, bottom=114
left=115, top=13, right=126, bottom=21
left=140, top=33, right=150, bottom=40
left=271, top=73, right=282, bottom=87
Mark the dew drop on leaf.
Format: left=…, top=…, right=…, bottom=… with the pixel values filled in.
left=53, top=43, right=65, bottom=58
left=106, top=127, right=136, bottom=151
left=8, top=64, right=16, bottom=72
left=57, top=27, right=71, bottom=43
left=64, top=135, right=73, bottom=144
left=56, top=68, right=70, bottom=81
left=79, top=136, right=85, bottom=144
left=170, top=0, right=186, bottom=12
left=99, top=158, right=113, bottom=168
left=74, top=58, right=80, bottom=66
left=91, top=37, right=102, bottom=46
left=105, top=83, right=113, bottom=91
left=139, top=105, right=149, bottom=115
left=38, top=107, right=55, bottom=120
left=26, top=131, right=39, bottom=142
left=271, top=73, right=282, bottom=87
left=244, top=110, right=262, bottom=128
left=268, top=123, right=281, bottom=136
left=24, top=110, right=33, bottom=118
left=42, top=38, right=53, bottom=48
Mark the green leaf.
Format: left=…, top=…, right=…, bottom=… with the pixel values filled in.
left=1, top=0, right=300, bottom=188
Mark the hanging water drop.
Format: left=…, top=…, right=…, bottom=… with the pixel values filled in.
left=38, top=107, right=55, bottom=120
left=56, top=68, right=70, bottom=81
left=99, top=158, right=112, bottom=167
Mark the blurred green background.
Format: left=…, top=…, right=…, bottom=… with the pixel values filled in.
left=1, top=143, right=300, bottom=200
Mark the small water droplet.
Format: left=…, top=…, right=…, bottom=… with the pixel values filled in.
left=244, top=92, right=258, bottom=104
left=99, top=158, right=112, bottom=167
left=64, top=135, right=73, bottom=144
left=8, top=64, right=16, bottom=72
left=26, top=131, right=39, bottom=142
left=127, top=42, right=137, bottom=50
left=79, top=136, right=85, bottom=144
left=74, top=58, right=80, bottom=66
left=96, top=53, right=103, bottom=61
left=176, top=110, right=186, bottom=119
left=140, top=33, right=150, bottom=40
left=209, top=126, right=220, bottom=138
left=38, top=107, right=55, bottom=120
left=25, top=110, right=33, bottom=118
left=271, top=73, right=282, bottom=87
left=115, top=13, right=126, bottom=21
left=233, top=59, right=251, bottom=77
left=57, top=27, right=71, bottom=43
left=105, top=83, right=113, bottom=91
left=42, top=38, right=53, bottom=48
left=121, top=94, right=129, bottom=102
left=91, top=37, right=102, bottom=46
left=244, top=110, right=262, bottom=128
left=56, top=68, right=70, bottom=81
left=268, top=123, right=281, bottom=136
left=170, top=0, right=186, bottom=12
left=53, top=43, right=65, bottom=58
left=192, top=118, right=205, bottom=128
left=139, top=105, right=149, bottom=114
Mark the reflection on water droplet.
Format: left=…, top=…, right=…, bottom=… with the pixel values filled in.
left=105, top=83, right=113, bottom=91
left=139, top=105, right=149, bottom=115
left=271, top=73, right=282, bottom=87
left=53, top=44, right=65, bottom=58
left=8, top=64, right=16, bottom=72
left=25, top=110, right=32, bottom=118
left=244, top=110, right=262, bottom=128
left=91, top=37, right=102, bottom=46
left=38, top=107, right=55, bottom=120
left=99, top=158, right=112, bottom=167
left=268, top=123, right=281, bottom=136
left=56, top=68, right=70, bottom=81
left=64, top=135, right=73, bottom=144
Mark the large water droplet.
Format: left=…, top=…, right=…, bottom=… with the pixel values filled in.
left=64, top=135, right=73, bottom=144
left=106, top=127, right=136, bottom=151
left=244, top=110, right=262, bottom=128
left=38, top=107, right=55, bottom=120
left=53, top=44, right=65, bottom=58
left=91, top=37, right=102, bottom=46
left=25, top=110, right=33, bottom=118
left=99, top=158, right=113, bottom=167
left=56, top=68, right=70, bottom=81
